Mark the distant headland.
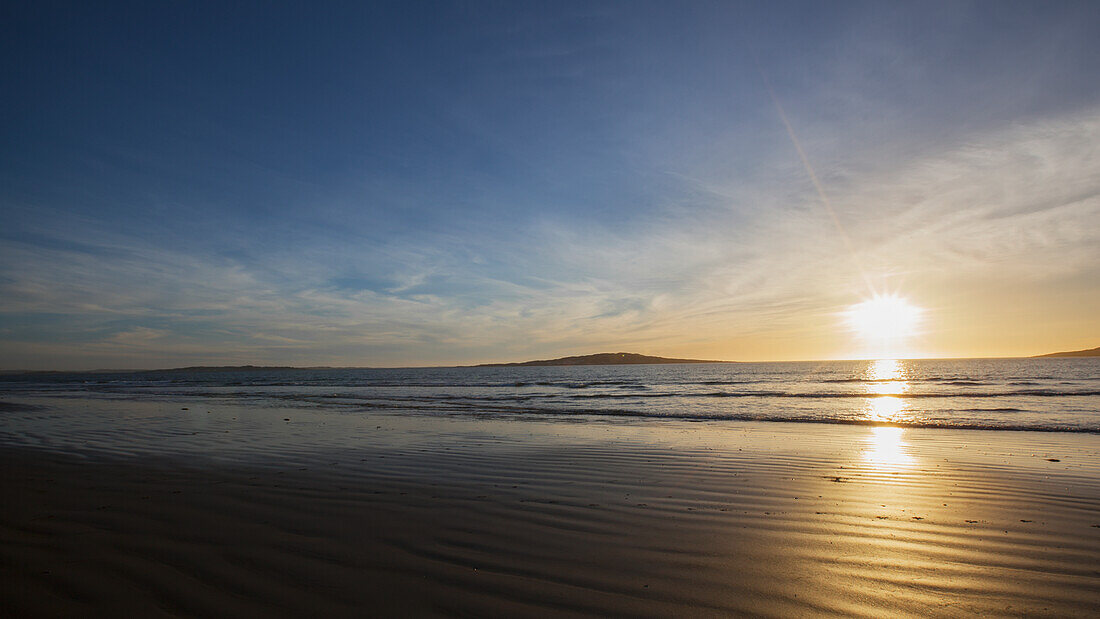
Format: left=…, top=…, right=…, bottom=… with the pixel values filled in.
left=475, top=352, right=732, bottom=367
left=1033, top=346, right=1100, bottom=358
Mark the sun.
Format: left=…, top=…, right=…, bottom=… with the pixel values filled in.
left=846, top=294, right=922, bottom=342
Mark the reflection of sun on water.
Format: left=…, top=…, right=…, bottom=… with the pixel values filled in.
left=864, top=426, right=915, bottom=469
left=868, top=395, right=906, bottom=420
left=864, top=359, right=910, bottom=422
left=867, top=358, right=903, bottom=382
left=861, top=361, right=915, bottom=469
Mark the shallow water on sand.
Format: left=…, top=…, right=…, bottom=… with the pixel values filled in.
left=1, top=413, right=1097, bottom=617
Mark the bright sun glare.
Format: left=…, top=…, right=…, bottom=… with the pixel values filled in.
left=846, top=294, right=922, bottom=342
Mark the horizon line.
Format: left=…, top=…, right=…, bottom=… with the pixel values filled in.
left=2, top=352, right=1094, bottom=374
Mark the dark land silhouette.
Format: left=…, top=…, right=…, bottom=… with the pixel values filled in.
left=1034, top=346, right=1100, bottom=358
left=476, top=352, right=731, bottom=367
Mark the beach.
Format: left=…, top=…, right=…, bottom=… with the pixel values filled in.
left=5, top=1, right=1100, bottom=615
left=2, top=398, right=1097, bottom=617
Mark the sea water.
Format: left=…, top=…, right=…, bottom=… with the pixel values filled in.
left=2, top=358, right=1097, bottom=433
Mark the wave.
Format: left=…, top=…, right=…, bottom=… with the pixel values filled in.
left=323, top=401, right=1099, bottom=433
left=5, top=388, right=1096, bottom=432
left=5, top=360, right=1096, bottom=434
left=45, top=387, right=1093, bottom=432
left=559, top=389, right=1100, bottom=400
left=16, top=385, right=1099, bottom=407
left=527, top=410, right=1099, bottom=433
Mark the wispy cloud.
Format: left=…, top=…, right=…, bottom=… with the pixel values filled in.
left=2, top=105, right=1097, bottom=367
left=2, top=3, right=1097, bottom=367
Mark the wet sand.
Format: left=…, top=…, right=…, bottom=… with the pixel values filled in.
left=1, top=413, right=1098, bottom=616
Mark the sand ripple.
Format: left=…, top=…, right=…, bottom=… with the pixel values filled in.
left=1, top=412, right=1098, bottom=617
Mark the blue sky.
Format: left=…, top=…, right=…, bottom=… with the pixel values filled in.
left=2, top=1, right=1099, bottom=368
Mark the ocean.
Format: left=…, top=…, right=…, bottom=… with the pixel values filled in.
left=2, top=358, right=1097, bottom=436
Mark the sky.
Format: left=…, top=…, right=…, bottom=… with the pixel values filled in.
left=2, top=1, right=1098, bottom=369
